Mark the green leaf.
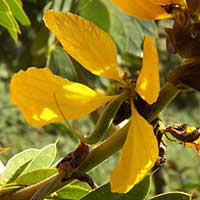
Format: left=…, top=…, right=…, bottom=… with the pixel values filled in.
left=0, top=11, right=18, bottom=41
left=22, top=143, right=57, bottom=174
left=81, top=175, right=151, bottom=200
left=136, top=19, right=157, bottom=38
left=78, top=0, right=110, bottom=32
left=0, top=0, right=20, bottom=41
left=0, top=149, right=39, bottom=184
left=111, top=14, right=144, bottom=56
left=55, top=181, right=91, bottom=200
left=0, top=0, right=21, bottom=32
left=0, top=0, right=9, bottom=11
left=149, top=192, right=192, bottom=200
left=50, top=46, right=76, bottom=81
left=16, top=168, right=57, bottom=186
left=102, top=0, right=157, bottom=57
left=47, top=0, right=72, bottom=12
left=6, top=0, right=30, bottom=26
left=0, top=0, right=30, bottom=41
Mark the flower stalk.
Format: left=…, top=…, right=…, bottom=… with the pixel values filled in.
left=147, top=81, right=180, bottom=122
left=84, top=92, right=128, bottom=144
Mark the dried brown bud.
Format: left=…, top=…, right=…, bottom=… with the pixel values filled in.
left=57, top=142, right=89, bottom=174
left=187, top=0, right=200, bottom=16
left=166, top=124, right=200, bottom=142
left=166, top=12, right=200, bottom=58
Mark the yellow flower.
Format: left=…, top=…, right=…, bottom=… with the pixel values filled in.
left=111, top=0, right=187, bottom=19
left=185, top=138, right=200, bottom=154
left=10, top=11, right=160, bottom=193
left=184, top=127, right=200, bottom=154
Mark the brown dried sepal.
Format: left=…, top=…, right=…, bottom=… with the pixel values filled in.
left=166, top=12, right=200, bottom=58
left=57, top=142, right=89, bottom=175
left=165, top=124, right=200, bottom=143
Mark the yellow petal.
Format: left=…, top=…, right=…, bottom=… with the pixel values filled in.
left=146, top=0, right=186, bottom=6
left=185, top=137, right=200, bottom=154
left=110, top=102, right=158, bottom=193
left=111, top=0, right=172, bottom=19
left=0, top=148, right=10, bottom=153
left=136, top=36, right=160, bottom=104
left=0, top=160, right=5, bottom=176
left=43, top=11, right=122, bottom=82
left=10, top=67, right=114, bottom=127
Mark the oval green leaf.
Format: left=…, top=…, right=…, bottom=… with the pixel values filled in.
left=6, top=0, right=30, bottom=26
left=22, top=143, right=57, bottom=174
left=149, top=192, right=192, bottom=200
left=0, top=149, right=39, bottom=184
left=0, top=0, right=29, bottom=41
left=81, top=175, right=151, bottom=200
left=16, top=168, right=57, bottom=186
left=56, top=181, right=91, bottom=200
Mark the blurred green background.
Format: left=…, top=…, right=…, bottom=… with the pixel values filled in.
left=0, top=0, right=200, bottom=199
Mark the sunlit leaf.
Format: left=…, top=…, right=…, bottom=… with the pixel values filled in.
left=0, top=0, right=30, bottom=41
left=16, top=168, right=57, bottom=185
left=6, top=0, right=30, bottom=26
left=22, top=143, right=57, bottom=174
left=0, top=149, right=39, bottom=184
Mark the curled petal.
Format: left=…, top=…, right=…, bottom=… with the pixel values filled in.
left=111, top=0, right=171, bottom=19
left=110, top=102, right=158, bottom=193
left=10, top=67, right=115, bottom=127
left=44, top=11, right=122, bottom=82
left=136, top=36, right=160, bottom=104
